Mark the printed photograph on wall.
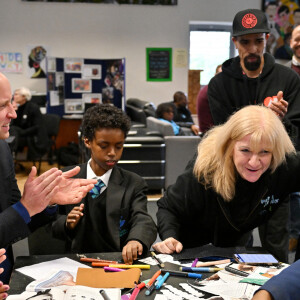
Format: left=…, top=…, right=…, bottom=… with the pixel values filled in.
left=102, top=87, right=114, bottom=104
left=82, top=64, right=101, bottom=79
left=47, top=72, right=56, bottom=91
left=72, top=78, right=91, bottom=93
left=263, top=0, right=300, bottom=60
left=64, top=99, right=84, bottom=114
left=27, top=45, right=48, bottom=78
left=83, top=93, right=102, bottom=104
left=65, top=58, right=83, bottom=73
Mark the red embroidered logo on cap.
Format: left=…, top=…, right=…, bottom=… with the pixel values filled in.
left=242, top=13, right=257, bottom=28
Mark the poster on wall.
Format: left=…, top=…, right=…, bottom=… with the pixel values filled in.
left=46, top=57, right=125, bottom=116
left=146, top=47, right=172, bottom=81
left=27, top=45, right=49, bottom=78
left=0, top=52, right=23, bottom=73
left=262, top=0, right=300, bottom=60
left=22, top=0, right=177, bottom=5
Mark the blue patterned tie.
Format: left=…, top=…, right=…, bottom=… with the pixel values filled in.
left=89, top=179, right=105, bottom=199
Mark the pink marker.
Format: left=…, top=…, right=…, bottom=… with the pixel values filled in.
left=191, top=258, right=198, bottom=267
left=104, top=266, right=125, bottom=272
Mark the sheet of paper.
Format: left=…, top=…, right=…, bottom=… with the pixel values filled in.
left=16, top=257, right=90, bottom=280
left=139, top=254, right=182, bottom=266
left=192, top=281, right=260, bottom=299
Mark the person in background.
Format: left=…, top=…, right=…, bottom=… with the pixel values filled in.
left=285, top=24, right=300, bottom=253
left=171, top=91, right=200, bottom=135
left=207, top=8, right=300, bottom=263
left=252, top=259, right=300, bottom=300
left=156, top=102, right=185, bottom=136
left=196, top=64, right=222, bottom=133
left=0, top=72, right=97, bottom=283
left=52, top=104, right=157, bottom=264
left=153, top=105, right=300, bottom=261
left=9, top=87, right=48, bottom=162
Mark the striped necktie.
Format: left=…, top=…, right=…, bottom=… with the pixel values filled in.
left=89, top=179, right=105, bottom=199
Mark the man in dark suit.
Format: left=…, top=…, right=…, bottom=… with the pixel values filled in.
left=0, top=72, right=97, bottom=283
left=52, top=104, right=157, bottom=264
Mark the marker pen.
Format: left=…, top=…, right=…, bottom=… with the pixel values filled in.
left=191, top=258, right=198, bottom=267
left=155, top=272, right=170, bottom=289
left=104, top=267, right=125, bottom=272
left=109, top=264, right=150, bottom=269
left=161, top=269, right=202, bottom=279
left=180, top=267, right=223, bottom=272
left=145, top=275, right=163, bottom=296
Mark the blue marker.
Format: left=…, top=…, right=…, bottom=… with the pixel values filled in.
left=161, top=269, right=202, bottom=279
left=145, top=275, right=163, bottom=296
left=155, top=272, right=170, bottom=289
left=180, top=267, right=223, bottom=272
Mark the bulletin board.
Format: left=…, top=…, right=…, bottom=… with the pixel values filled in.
left=146, top=48, right=172, bottom=81
left=46, top=57, right=125, bottom=116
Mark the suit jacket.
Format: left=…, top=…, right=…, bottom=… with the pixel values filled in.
left=0, top=140, right=29, bottom=248
left=52, top=163, right=157, bottom=253
left=0, top=139, right=57, bottom=249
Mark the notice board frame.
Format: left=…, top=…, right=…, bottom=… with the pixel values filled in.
left=146, top=48, right=172, bottom=82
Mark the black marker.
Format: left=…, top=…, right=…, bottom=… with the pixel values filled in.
left=100, top=289, right=111, bottom=300
left=161, top=269, right=202, bottom=279
left=225, top=265, right=249, bottom=277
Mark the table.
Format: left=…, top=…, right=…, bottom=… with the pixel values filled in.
left=9, top=253, right=213, bottom=299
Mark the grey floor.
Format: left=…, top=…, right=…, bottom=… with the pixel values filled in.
left=12, top=200, right=296, bottom=264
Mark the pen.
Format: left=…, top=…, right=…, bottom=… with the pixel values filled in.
left=155, top=272, right=170, bottom=289
left=146, top=269, right=162, bottom=289
left=91, top=262, right=111, bottom=267
left=196, top=259, right=231, bottom=267
left=99, top=289, right=111, bottom=300
left=225, top=265, right=249, bottom=277
left=104, top=267, right=125, bottom=272
left=191, top=258, right=198, bottom=267
left=145, top=275, right=162, bottom=296
left=180, top=267, right=223, bottom=272
left=109, top=264, right=150, bottom=269
left=129, top=282, right=146, bottom=300
left=151, top=251, right=165, bottom=268
left=80, top=257, right=118, bottom=263
left=161, top=269, right=202, bottom=279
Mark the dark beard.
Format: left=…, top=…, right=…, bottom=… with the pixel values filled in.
left=244, top=54, right=261, bottom=71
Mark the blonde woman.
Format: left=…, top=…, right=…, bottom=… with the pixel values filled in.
left=153, top=105, right=297, bottom=261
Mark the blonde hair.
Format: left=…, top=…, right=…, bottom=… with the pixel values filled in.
left=193, top=105, right=296, bottom=201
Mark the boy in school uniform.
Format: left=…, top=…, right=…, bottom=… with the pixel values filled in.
left=52, top=104, right=157, bottom=264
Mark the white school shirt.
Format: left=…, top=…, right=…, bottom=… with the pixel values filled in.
left=86, top=159, right=112, bottom=194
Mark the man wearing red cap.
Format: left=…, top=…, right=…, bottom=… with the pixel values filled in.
left=207, top=9, right=300, bottom=263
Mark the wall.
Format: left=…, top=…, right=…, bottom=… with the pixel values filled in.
left=0, top=0, right=260, bottom=106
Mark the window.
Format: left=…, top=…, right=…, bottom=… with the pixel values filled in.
left=189, top=22, right=236, bottom=85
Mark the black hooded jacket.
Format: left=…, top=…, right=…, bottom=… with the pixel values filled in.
left=208, top=53, right=300, bottom=138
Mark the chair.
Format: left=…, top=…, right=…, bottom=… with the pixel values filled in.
left=146, top=116, right=174, bottom=136
left=43, top=114, right=61, bottom=165
left=28, top=113, right=61, bottom=174
left=126, top=98, right=156, bottom=127
left=164, top=136, right=201, bottom=189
